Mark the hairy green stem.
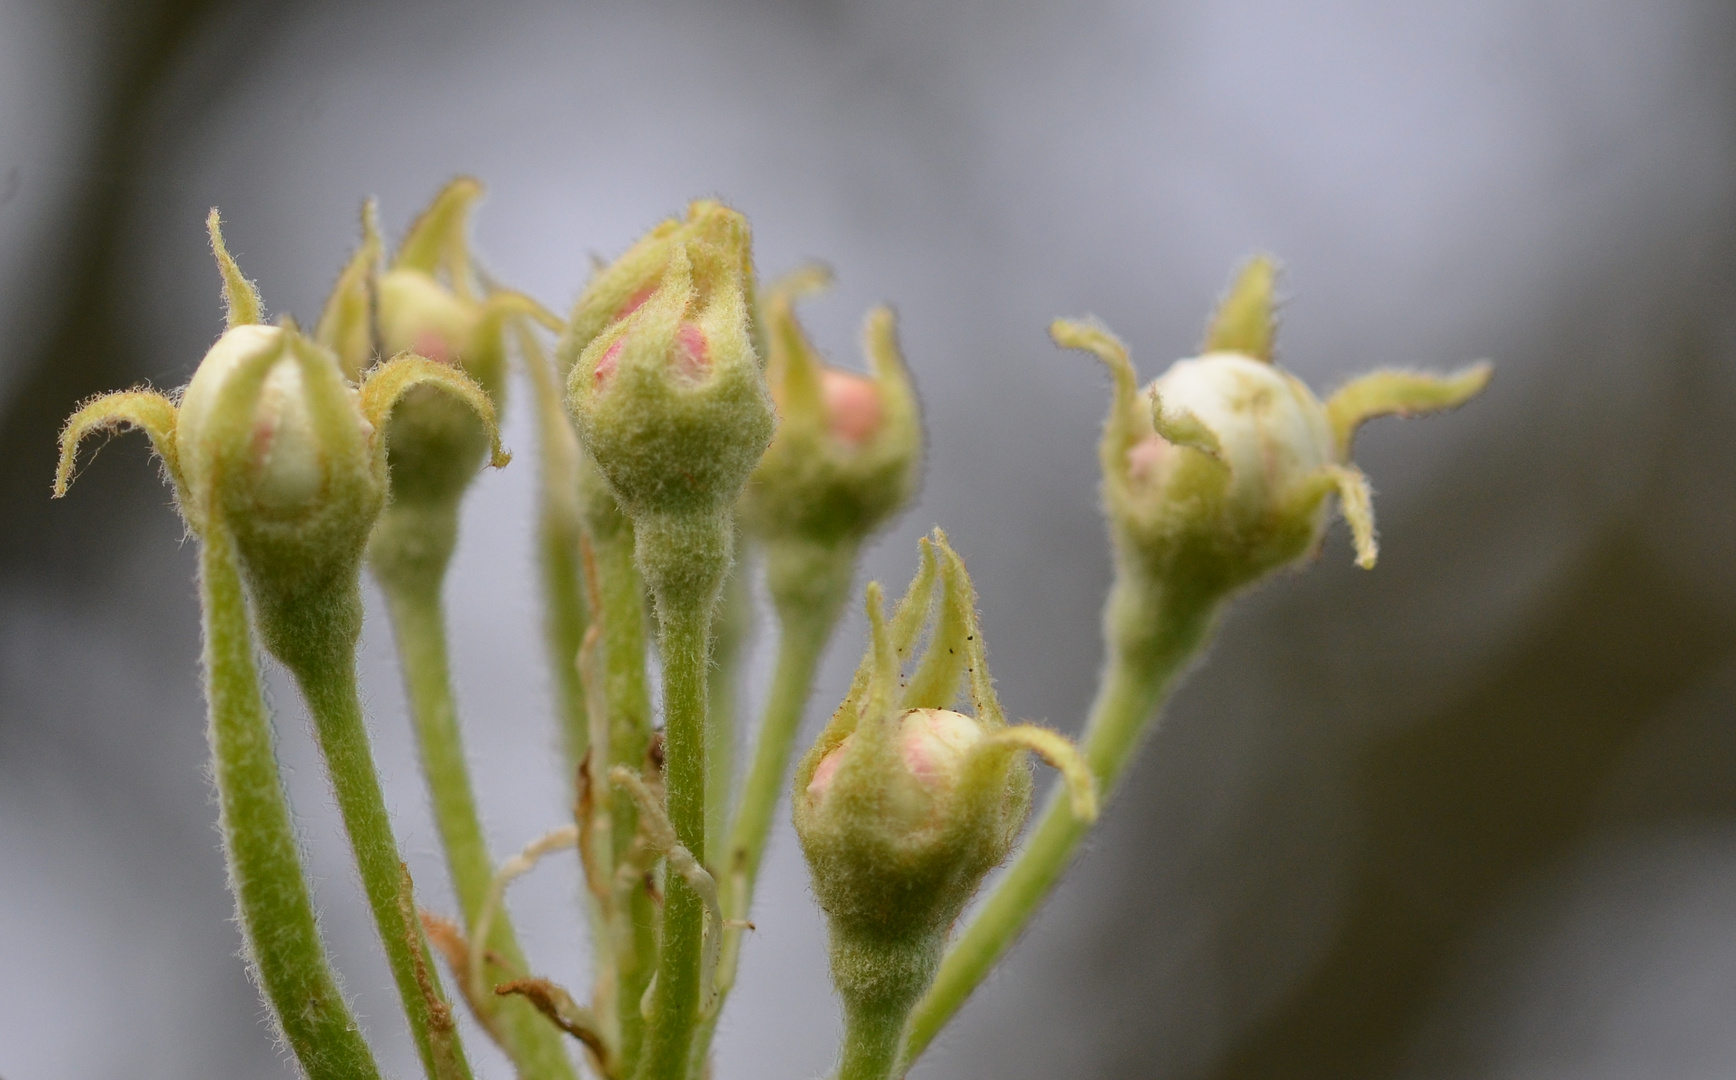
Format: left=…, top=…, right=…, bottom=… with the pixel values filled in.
left=542, top=489, right=593, bottom=776
left=265, top=569, right=471, bottom=1080
left=898, top=572, right=1218, bottom=1069
left=687, top=538, right=856, bottom=1076
left=727, top=538, right=856, bottom=913
left=526, top=320, right=593, bottom=779
left=706, top=546, right=752, bottom=861
left=373, top=501, right=579, bottom=1080
left=199, top=527, right=383, bottom=1080
left=638, top=594, right=712, bottom=1080
left=587, top=516, right=657, bottom=1077
left=833, top=933, right=939, bottom=1080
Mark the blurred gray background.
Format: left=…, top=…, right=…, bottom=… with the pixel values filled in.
left=3, top=0, right=1735, bottom=1077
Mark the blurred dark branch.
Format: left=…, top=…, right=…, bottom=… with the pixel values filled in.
left=0, top=0, right=238, bottom=594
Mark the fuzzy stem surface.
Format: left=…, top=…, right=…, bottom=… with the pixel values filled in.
left=637, top=593, right=711, bottom=1080
left=373, top=500, right=579, bottom=1080
left=273, top=576, right=472, bottom=1080
left=589, top=519, right=657, bottom=1076
left=199, top=527, right=383, bottom=1080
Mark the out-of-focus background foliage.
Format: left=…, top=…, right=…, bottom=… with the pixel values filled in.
left=3, top=1, right=1735, bottom=1077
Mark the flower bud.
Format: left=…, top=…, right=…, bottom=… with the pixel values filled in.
left=562, top=202, right=775, bottom=607
left=739, top=267, right=921, bottom=552
left=807, top=708, right=984, bottom=836
left=326, top=179, right=529, bottom=513
left=1058, top=255, right=1491, bottom=601
left=794, top=532, right=1094, bottom=948
left=57, top=210, right=506, bottom=669
left=176, top=318, right=381, bottom=570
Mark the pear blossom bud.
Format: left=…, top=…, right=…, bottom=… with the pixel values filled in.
left=346, top=179, right=525, bottom=514
left=794, top=532, right=1094, bottom=964
left=176, top=322, right=381, bottom=547
left=562, top=201, right=775, bottom=609
left=1058, top=256, right=1491, bottom=602
left=807, top=708, right=984, bottom=835
left=740, top=269, right=921, bottom=554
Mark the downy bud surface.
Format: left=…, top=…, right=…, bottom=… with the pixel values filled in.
left=562, top=201, right=775, bottom=608
left=319, top=179, right=532, bottom=512
left=1059, top=255, right=1492, bottom=602
left=740, top=266, right=922, bottom=552
left=57, top=210, right=505, bottom=669
left=794, top=532, right=1094, bottom=954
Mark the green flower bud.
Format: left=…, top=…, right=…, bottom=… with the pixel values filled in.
left=793, top=532, right=1094, bottom=1065
left=1057, top=255, right=1492, bottom=601
left=176, top=320, right=377, bottom=542
left=319, top=179, right=544, bottom=514
left=562, top=201, right=775, bottom=609
left=59, top=209, right=505, bottom=669
left=740, top=266, right=922, bottom=551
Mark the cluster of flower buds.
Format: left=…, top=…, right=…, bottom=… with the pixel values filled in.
left=793, top=532, right=1095, bottom=1030
left=1061, top=256, right=1492, bottom=604
left=739, top=266, right=922, bottom=558
left=315, top=178, right=553, bottom=522
left=56, top=211, right=503, bottom=660
left=559, top=201, right=775, bottom=607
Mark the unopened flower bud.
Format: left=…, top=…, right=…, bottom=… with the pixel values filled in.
left=562, top=202, right=775, bottom=609
left=175, top=315, right=380, bottom=568
left=740, top=267, right=921, bottom=555
left=1058, top=255, right=1491, bottom=602
left=57, top=209, right=504, bottom=673
left=807, top=708, right=984, bottom=835
left=794, top=532, right=1094, bottom=1029
left=321, top=179, right=538, bottom=518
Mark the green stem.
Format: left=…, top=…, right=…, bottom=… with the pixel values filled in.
left=706, top=544, right=752, bottom=861
left=838, top=1003, right=910, bottom=1080
left=525, top=319, right=593, bottom=780
left=832, top=932, right=939, bottom=1080
left=198, top=527, right=383, bottom=1080
left=638, top=595, right=712, bottom=1080
left=372, top=501, right=580, bottom=1080
left=589, top=517, right=656, bottom=1077
left=267, top=571, right=472, bottom=1080
left=727, top=538, right=855, bottom=911
left=542, top=485, right=592, bottom=778
left=898, top=571, right=1219, bottom=1069
left=688, top=538, right=855, bottom=1077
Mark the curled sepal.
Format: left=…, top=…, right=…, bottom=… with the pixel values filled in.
left=1302, top=463, right=1378, bottom=570
left=1051, top=318, right=1141, bottom=475
left=54, top=389, right=183, bottom=500
left=901, top=532, right=975, bottom=713
left=1325, top=362, right=1494, bottom=456
left=315, top=199, right=383, bottom=381
left=829, top=539, right=939, bottom=743
left=208, top=209, right=263, bottom=329
left=763, top=262, right=833, bottom=306
left=1202, top=254, right=1278, bottom=362
left=360, top=352, right=510, bottom=469
left=973, top=724, right=1097, bottom=822
left=932, top=534, right=1009, bottom=730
